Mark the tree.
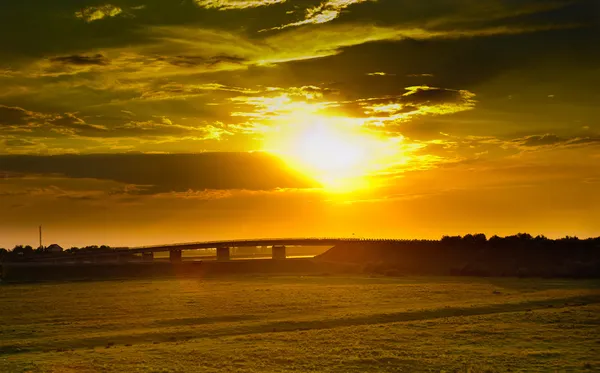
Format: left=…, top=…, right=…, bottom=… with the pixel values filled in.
left=12, top=245, right=34, bottom=259
left=473, top=233, right=487, bottom=244
left=441, top=235, right=462, bottom=246
left=517, top=233, right=533, bottom=241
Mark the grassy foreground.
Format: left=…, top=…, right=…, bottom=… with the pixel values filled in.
left=1, top=276, right=599, bottom=372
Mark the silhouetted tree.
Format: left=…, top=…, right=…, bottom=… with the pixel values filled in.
left=561, top=236, right=580, bottom=242
left=462, top=234, right=475, bottom=244
left=473, top=233, right=487, bottom=243
left=488, top=235, right=502, bottom=247
left=11, top=245, right=34, bottom=259
left=441, top=235, right=462, bottom=246
left=517, top=233, right=533, bottom=241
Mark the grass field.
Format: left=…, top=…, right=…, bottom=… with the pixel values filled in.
left=1, top=275, right=599, bottom=372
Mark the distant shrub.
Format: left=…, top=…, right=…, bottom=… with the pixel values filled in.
left=383, top=269, right=404, bottom=277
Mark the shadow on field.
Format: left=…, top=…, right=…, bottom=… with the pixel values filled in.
left=3, top=294, right=598, bottom=355
left=153, top=314, right=260, bottom=327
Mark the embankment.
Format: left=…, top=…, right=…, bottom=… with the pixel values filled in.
left=317, top=242, right=600, bottom=278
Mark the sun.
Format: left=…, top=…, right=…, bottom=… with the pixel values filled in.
left=292, top=122, right=364, bottom=171
left=263, top=115, right=398, bottom=191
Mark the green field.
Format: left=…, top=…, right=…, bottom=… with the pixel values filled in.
left=1, top=276, right=599, bottom=372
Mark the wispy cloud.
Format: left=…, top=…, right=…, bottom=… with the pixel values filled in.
left=19, top=22, right=576, bottom=83
left=266, top=0, right=375, bottom=30
left=139, top=83, right=260, bottom=101
left=50, top=54, right=110, bottom=66
left=511, top=134, right=600, bottom=151
left=75, top=4, right=123, bottom=22
left=336, top=86, right=477, bottom=126
left=367, top=72, right=396, bottom=76
left=194, top=0, right=287, bottom=10
left=407, top=73, right=434, bottom=78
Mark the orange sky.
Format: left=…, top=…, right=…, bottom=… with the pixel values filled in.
left=1, top=0, right=599, bottom=248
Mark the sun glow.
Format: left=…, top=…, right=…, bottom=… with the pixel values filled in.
left=263, top=113, right=401, bottom=192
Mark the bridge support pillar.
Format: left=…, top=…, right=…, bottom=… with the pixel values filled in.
left=170, top=250, right=182, bottom=263
left=272, top=245, right=286, bottom=260
left=217, top=247, right=230, bottom=261
left=142, top=252, right=154, bottom=262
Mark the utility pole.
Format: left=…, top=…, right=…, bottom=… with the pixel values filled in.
left=39, top=225, right=43, bottom=250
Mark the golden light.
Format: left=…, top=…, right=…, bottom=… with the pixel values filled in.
left=262, top=111, right=402, bottom=192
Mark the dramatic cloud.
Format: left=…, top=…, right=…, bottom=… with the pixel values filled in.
left=367, top=72, right=396, bottom=76
left=0, top=105, right=47, bottom=127
left=331, top=86, right=477, bottom=125
left=1, top=0, right=599, bottom=246
left=139, top=83, right=260, bottom=101
left=75, top=4, right=123, bottom=22
left=0, top=153, right=320, bottom=193
left=512, top=134, right=600, bottom=150
left=194, top=0, right=287, bottom=10
left=0, top=105, right=103, bottom=135
left=112, top=117, right=232, bottom=140
left=50, top=54, right=110, bottom=66
left=0, top=105, right=229, bottom=142
left=267, top=0, right=375, bottom=30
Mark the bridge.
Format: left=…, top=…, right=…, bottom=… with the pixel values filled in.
left=129, top=238, right=407, bottom=262
left=33, top=238, right=409, bottom=263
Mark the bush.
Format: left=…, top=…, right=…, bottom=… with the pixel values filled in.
left=383, top=269, right=404, bottom=277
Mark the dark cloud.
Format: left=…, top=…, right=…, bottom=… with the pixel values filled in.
left=0, top=105, right=109, bottom=138
left=158, top=54, right=247, bottom=68
left=48, top=113, right=109, bottom=134
left=510, top=134, right=600, bottom=150
left=3, top=138, right=37, bottom=147
left=402, top=86, right=474, bottom=105
left=329, top=86, right=475, bottom=121
left=50, top=54, right=110, bottom=66
left=0, top=105, right=45, bottom=126
left=0, top=105, right=222, bottom=140
left=0, top=153, right=320, bottom=193
left=520, top=134, right=565, bottom=147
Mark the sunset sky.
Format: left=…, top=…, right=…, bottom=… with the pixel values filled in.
left=1, top=0, right=599, bottom=248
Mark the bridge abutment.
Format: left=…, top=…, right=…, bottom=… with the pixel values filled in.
left=272, top=245, right=287, bottom=260
left=170, top=250, right=182, bottom=263
left=217, top=247, right=230, bottom=261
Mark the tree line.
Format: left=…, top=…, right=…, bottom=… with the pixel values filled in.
left=440, top=233, right=600, bottom=249
left=1, top=233, right=599, bottom=262
left=0, top=245, right=116, bottom=261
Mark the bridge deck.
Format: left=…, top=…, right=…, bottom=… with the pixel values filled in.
left=127, top=238, right=407, bottom=254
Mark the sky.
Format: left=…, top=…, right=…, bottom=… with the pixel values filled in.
left=0, top=0, right=599, bottom=248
